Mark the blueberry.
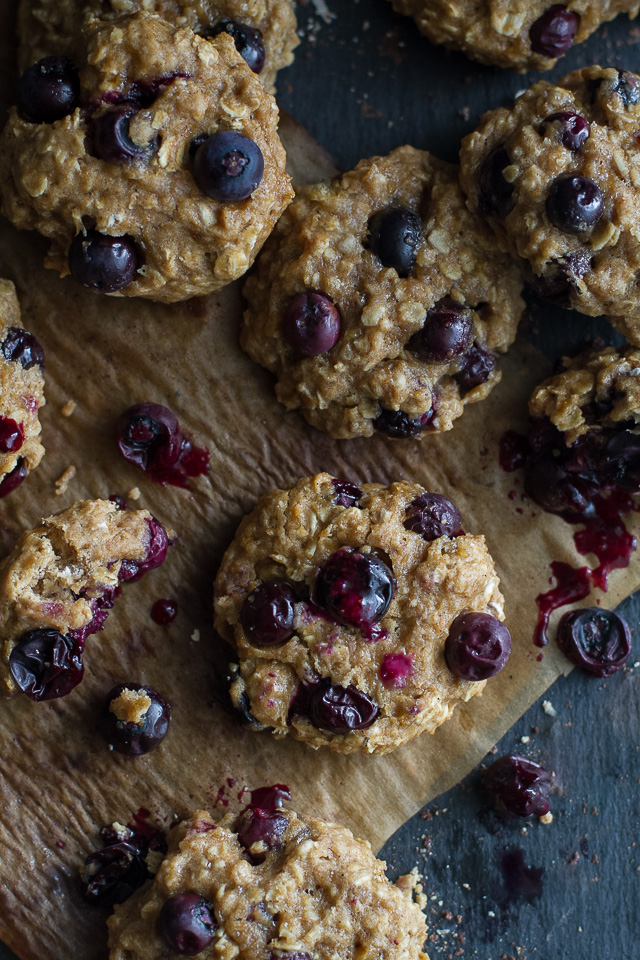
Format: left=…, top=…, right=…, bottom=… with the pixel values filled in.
left=379, top=652, right=413, bottom=689
left=68, top=230, right=140, bottom=292
left=614, top=70, right=640, bottom=107
left=91, top=102, right=155, bottom=163
left=529, top=6, right=579, bottom=58
left=17, top=56, right=79, bottom=123
left=83, top=840, right=148, bottom=906
left=524, top=455, right=597, bottom=518
left=313, top=547, right=395, bottom=628
left=117, top=518, right=169, bottom=583
left=373, top=407, right=435, bottom=438
left=0, top=459, right=28, bottom=498
left=403, top=492, right=462, bottom=541
left=332, top=478, right=363, bottom=507
left=306, top=679, right=379, bottom=732
left=282, top=292, right=342, bottom=357
left=9, top=628, right=84, bottom=700
left=193, top=131, right=264, bottom=202
left=601, top=430, right=640, bottom=490
left=533, top=249, right=592, bottom=305
left=478, top=148, right=515, bottom=217
left=455, top=344, right=496, bottom=393
left=117, top=403, right=184, bottom=474
left=485, top=754, right=551, bottom=818
left=368, top=206, right=422, bottom=277
left=101, top=683, right=171, bottom=755
left=205, top=21, right=266, bottom=74
left=158, top=893, right=217, bottom=955
left=240, top=580, right=297, bottom=647
left=556, top=607, right=631, bottom=676
left=2, top=327, right=45, bottom=369
left=151, top=599, right=178, bottom=625
left=236, top=807, right=288, bottom=862
left=410, top=299, right=474, bottom=364
left=0, top=417, right=24, bottom=454
left=444, top=612, right=511, bottom=681
left=546, top=175, right=604, bottom=234
left=544, top=111, right=590, bottom=150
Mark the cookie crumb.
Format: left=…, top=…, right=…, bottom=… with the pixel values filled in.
left=539, top=811, right=553, bottom=824
left=542, top=699, right=557, bottom=716
left=396, top=867, right=427, bottom=909
left=127, top=487, right=141, bottom=501
left=61, top=400, right=77, bottom=417
left=191, top=629, right=201, bottom=642
left=55, top=465, right=77, bottom=495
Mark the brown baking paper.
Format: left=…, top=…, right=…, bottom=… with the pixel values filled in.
left=2, top=8, right=640, bottom=959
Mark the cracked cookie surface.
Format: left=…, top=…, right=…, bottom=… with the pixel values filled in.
left=107, top=805, right=429, bottom=960
left=214, top=473, right=505, bottom=755
left=389, top=0, right=640, bottom=72
left=0, top=279, right=45, bottom=497
left=242, top=146, right=523, bottom=440
left=0, top=12, right=293, bottom=302
left=0, top=498, right=170, bottom=699
left=460, top=66, right=640, bottom=339
left=17, top=0, right=298, bottom=94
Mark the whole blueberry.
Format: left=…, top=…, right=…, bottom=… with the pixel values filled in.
left=17, top=56, right=79, bottom=123
left=193, top=131, right=264, bottom=202
left=2, top=327, right=45, bottom=370
left=529, top=6, right=579, bottom=58
left=546, top=175, right=604, bottom=234
left=478, top=148, right=515, bottom=217
left=101, top=683, right=171, bottom=755
left=159, top=893, right=217, bottom=955
left=116, top=403, right=184, bottom=474
left=556, top=608, right=631, bottom=677
left=206, top=21, right=266, bottom=73
left=282, top=292, right=342, bottom=357
left=544, top=111, right=590, bottom=150
left=0, top=459, right=28, bottom=498
left=524, top=455, right=597, bottom=518
left=68, top=230, right=140, bottom=293
left=307, top=679, right=379, bottom=732
left=485, top=754, right=552, bottom=818
left=410, top=299, right=474, bottom=363
left=91, top=102, right=154, bottom=164
left=83, top=840, right=148, bottom=906
left=0, top=417, right=24, bottom=454
left=368, top=206, right=422, bottom=277
left=9, top=628, right=84, bottom=700
left=403, top=492, right=462, bottom=540
left=241, top=580, right=297, bottom=647
left=313, top=547, right=395, bottom=628
left=455, top=344, right=496, bottom=393
left=236, top=807, right=288, bottom=862
left=444, top=612, right=511, bottom=680
left=374, top=406, right=435, bottom=438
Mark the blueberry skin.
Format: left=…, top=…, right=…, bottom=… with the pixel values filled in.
left=444, top=612, right=511, bottom=681
left=1, top=327, right=45, bottom=370
left=193, top=131, right=264, bottom=202
left=18, top=56, right=79, bottom=124
left=556, top=608, right=631, bottom=677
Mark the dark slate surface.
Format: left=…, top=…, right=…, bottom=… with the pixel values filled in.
left=2, top=2, right=640, bottom=959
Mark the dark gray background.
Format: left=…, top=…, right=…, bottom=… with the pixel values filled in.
left=2, top=2, right=640, bottom=959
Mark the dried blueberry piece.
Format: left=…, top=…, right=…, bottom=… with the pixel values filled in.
left=445, top=612, right=511, bottom=680
left=9, top=628, right=84, bottom=700
left=410, top=299, right=474, bottom=364
left=368, top=206, right=422, bottom=277
left=241, top=580, right=297, bottom=647
left=529, top=6, right=579, bottom=58
left=455, top=344, right=496, bottom=393
left=615, top=70, right=640, bottom=107
left=83, top=839, right=148, bottom=906
left=18, top=56, right=79, bottom=123
left=306, top=678, right=379, bottom=732
left=374, top=406, right=435, bottom=438
left=236, top=807, right=288, bottom=863
left=332, top=478, right=363, bottom=507
left=193, top=131, right=264, bottom=202
left=205, top=21, right=266, bottom=74
left=546, top=175, right=604, bottom=235
left=404, top=492, right=462, bottom=541
left=68, top=230, right=140, bottom=293
left=91, top=102, right=155, bottom=163
left=544, top=111, right=590, bottom=150
left=478, top=148, right=514, bottom=217
left=0, top=458, right=28, bottom=498
left=101, top=683, right=171, bottom=755
left=282, top=292, right=342, bottom=357
left=313, top=547, right=395, bottom=628
left=485, top=754, right=552, bottom=818
left=159, top=893, right=217, bottom=955
left=556, top=607, right=631, bottom=676
left=117, top=403, right=183, bottom=474
left=2, top=327, right=45, bottom=370
left=0, top=418, right=24, bottom=454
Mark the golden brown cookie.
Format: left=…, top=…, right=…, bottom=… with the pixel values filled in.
left=0, top=13, right=293, bottom=302
left=0, top=279, right=45, bottom=497
left=242, top=146, right=524, bottom=440
left=214, top=473, right=508, bottom=755
left=107, top=804, right=429, bottom=960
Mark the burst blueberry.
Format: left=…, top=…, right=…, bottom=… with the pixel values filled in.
left=2, top=327, right=45, bottom=369
left=101, top=683, right=171, bottom=755
left=556, top=607, right=631, bottom=676
left=8, top=628, right=84, bottom=701
left=485, top=754, right=552, bottom=818
left=283, top=293, right=341, bottom=356
left=313, top=547, right=395, bottom=628
left=159, top=893, right=217, bottom=955
left=403, top=492, right=462, bottom=541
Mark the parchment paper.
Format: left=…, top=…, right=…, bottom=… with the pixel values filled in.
left=1, top=5, right=640, bottom=959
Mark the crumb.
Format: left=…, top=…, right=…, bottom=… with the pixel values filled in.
left=539, top=812, right=553, bottom=825
left=61, top=400, right=77, bottom=417
left=395, top=867, right=427, bottom=910
left=127, top=487, right=141, bottom=501
left=55, top=465, right=76, bottom=496
left=191, top=629, right=201, bottom=642
left=520, top=735, right=530, bottom=744
left=458, top=105, right=470, bottom=121
left=542, top=700, right=557, bottom=716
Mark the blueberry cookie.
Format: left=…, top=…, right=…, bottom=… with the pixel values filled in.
left=460, top=66, right=640, bottom=338
left=107, top=801, right=429, bottom=959
left=242, top=146, right=524, bottom=440
left=0, top=279, right=46, bottom=498
left=0, top=12, right=293, bottom=302
left=390, top=1, right=640, bottom=72
left=0, top=499, right=171, bottom=701
left=214, top=473, right=508, bottom=755
left=18, top=0, right=298, bottom=94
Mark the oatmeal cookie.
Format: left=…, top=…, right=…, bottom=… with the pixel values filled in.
left=17, top=0, right=298, bottom=94
left=0, top=279, right=46, bottom=498
left=0, top=499, right=171, bottom=701
left=242, top=146, right=524, bottom=440
left=390, top=0, right=640, bottom=72
left=214, top=473, right=507, bottom=755
left=460, top=66, right=640, bottom=338
left=0, top=12, right=293, bottom=302
left=107, top=803, right=429, bottom=960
